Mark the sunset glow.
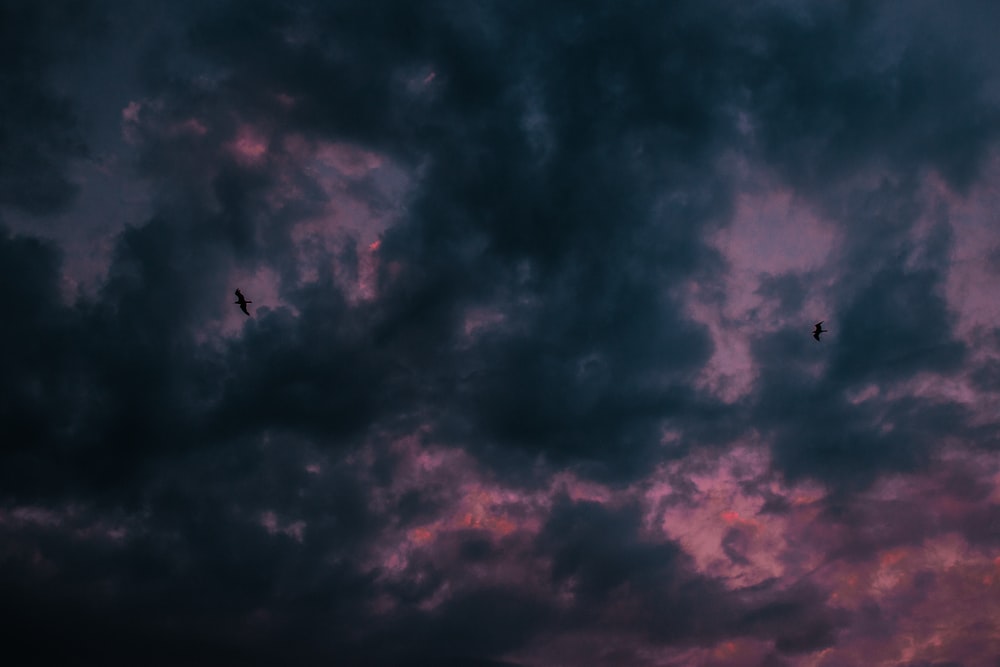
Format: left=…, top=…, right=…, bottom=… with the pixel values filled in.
left=3, top=1, right=1000, bottom=665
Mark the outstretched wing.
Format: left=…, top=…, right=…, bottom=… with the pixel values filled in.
left=813, top=331, right=821, bottom=341
left=234, top=288, right=251, bottom=315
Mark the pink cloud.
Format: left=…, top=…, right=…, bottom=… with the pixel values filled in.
left=275, top=92, right=296, bottom=109
left=646, top=445, right=828, bottom=589
left=716, top=189, right=837, bottom=278
left=683, top=186, right=840, bottom=402
left=171, top=118, right=208, bottom=137
left=121, top=98, right=163, bottom=144
left=0, top=505, right=64, bottom=528
left=362, top=436, right=627, bottom=615
left=264, top=137, right=411, bottom=300
left=229, top=124, right=270, bottom=166
left=0, top=503, right=134, bottom=580
left=121, top=100, right=142, bottom=124
left=259, top=510, right=306, bottom=543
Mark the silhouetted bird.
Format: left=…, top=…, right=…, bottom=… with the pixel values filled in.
left=812, top=321, right=827, bottom=341
left=234, top=289, right=252, bottom=316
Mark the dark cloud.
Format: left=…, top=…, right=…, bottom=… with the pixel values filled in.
left=748, top=243, right=971, bottom=490
left=0, top=230, right=72, bottom=448
left=745, top=0, right=1000, bottom=194
left=3, top=0, right=1000, bottom=663
left=536, top=498, right=849, bottom=653
left=0, top=1, right=104, bottom=215
left=0, top=442, right=387, bottom=666
left=123, top=0, right=746, bottom=481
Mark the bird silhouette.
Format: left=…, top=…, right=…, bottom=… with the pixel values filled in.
left=234, top=289, right=252, bottom=316
left=812, top=321, right=827, bottom=341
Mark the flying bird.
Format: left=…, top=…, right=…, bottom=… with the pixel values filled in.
left=234, top=289, right=252, bottom=316
left=812, top=321, right=827, bottom=341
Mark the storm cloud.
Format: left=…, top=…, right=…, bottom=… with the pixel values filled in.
left=3, top=1, right=1000, bottom=665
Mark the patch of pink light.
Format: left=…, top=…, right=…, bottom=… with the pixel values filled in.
left=379, top=439, right=545, bottom=544
left=509, top=630, right=777, bottom=667
left=229, top=124, right=269, bottom=166
left=876, top=369, right=989, bottom=432
left=259, top=510, right=306, bottom=543
left=459, top=306, right=508, bottom=346
left=810, top=534, right=1000, bottom=667
left=397, top=65, right=441, bottom=96
left=278, top=136, right=410, bottom=302
left=689, top=188, right=839, bottom=401
left=770, top=446, right=1000, bottom=666
left=926, top=160, right=1000, bottom=341
left=170, top=117, right=208, bottom=137
left=0, top=504, right=133, bottom=545
left=644, top=443, right=827, bottom=589
left=364, top=436, right=618, bottom=612
left=716, top=189, right=836, bottom=280
left=0, top=505, right=64, bottom=528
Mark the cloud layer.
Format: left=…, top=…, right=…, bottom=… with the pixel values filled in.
left=3, top=1, right=1000, bottom=665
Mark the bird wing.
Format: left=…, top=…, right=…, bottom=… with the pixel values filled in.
left=813, top=332, right=821, bottom=341
left=240, top=303, right=250, bottom=316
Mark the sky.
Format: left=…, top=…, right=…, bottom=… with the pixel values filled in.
left=3, top=1, right=1000, bottom=665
